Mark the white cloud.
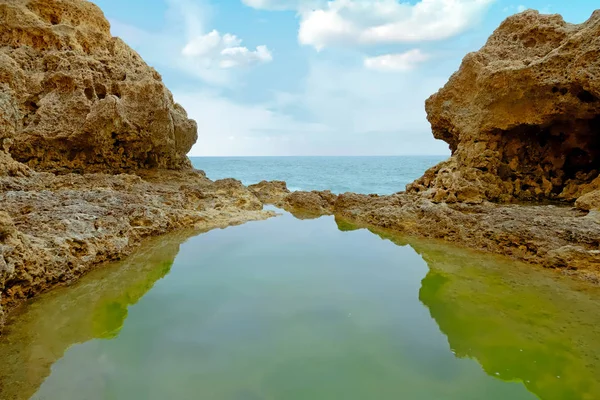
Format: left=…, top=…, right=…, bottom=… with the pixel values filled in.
left=517, top=5, right=527, bottom=12
left=110, top=0, right=271, bottom=86
left=175, top=57, right=452, bottom=156
left=111, top=0, right=456, bottom=156
left=242, top=0, right=300, bottom=10
left=300, top=59, right=446, bottom=138
left=241, top=0, right=325, bottom=11
left=175, top=90, right=331, bottom=156
left=182, top=30, right=272, bottom=69
left=364, top=49, right=429, bottom=72
left=244, top=0, right=494, bottom=50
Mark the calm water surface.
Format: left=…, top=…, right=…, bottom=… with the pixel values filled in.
left=191, top=156, right=446, bottom=194
left=1, top=210, right=599, bottom=400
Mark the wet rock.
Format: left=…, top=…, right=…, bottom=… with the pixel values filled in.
left=284, top=190, right=337, bottom=215
left=213, top=178, right=264, bottom=211
left=248, top=181, right=338, bottom=215
left=0, top=170, right=274, bottom=321
left=576, top=190, right=600, bottom=211
left=409, top=10, right=600, bottom=204
left=248, top=180, right=290, bottom=205
left=334, top=195, right=600, bottom=278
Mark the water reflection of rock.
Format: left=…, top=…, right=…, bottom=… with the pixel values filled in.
left=335, top=216, right=600, bottom=400
left=0, top=230, right=196, bottom=400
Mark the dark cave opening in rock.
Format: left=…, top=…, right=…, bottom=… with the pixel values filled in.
left=497, top=116, right=600, bottom=201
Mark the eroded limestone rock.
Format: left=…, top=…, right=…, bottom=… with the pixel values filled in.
left=0, top=171, right=273, bottom=316
left=284, top=190, right=337, bottom=215
left=408, top=10, right=600, bottom=205
left=576, top=190, right=600, bottom=211
left=0, top=0, right=197, bottom=173
left=248, top=180, right=290, bottom=204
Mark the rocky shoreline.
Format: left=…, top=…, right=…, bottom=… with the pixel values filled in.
left=0, top=168, right=275, bottom=328
left=1, top=0, right=599, bottom=331
left=249, top=181, right=600, bottom=282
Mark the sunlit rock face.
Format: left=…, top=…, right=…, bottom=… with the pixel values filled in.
left=408, top=10, right=600, bottom=205
left=0, top=0, right=197, bottom=173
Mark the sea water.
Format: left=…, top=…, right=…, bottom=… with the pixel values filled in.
left=191, top=156, right=446, bottom=194
left=1, top=209, right=599, bottom=400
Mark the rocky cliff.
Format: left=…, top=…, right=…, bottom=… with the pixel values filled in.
left=0, top=0, right=272, bottom=330
left=0, top=0, right=197, bottom=173
left=407, top=10, right=600, bottom=207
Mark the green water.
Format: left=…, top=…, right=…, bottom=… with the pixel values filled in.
left=1, top=210, right=599, bottom=400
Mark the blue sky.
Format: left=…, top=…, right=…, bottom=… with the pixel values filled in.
left=93, top=0, right=597, bottom=156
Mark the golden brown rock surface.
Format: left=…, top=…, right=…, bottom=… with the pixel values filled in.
left=576, top=189, right=600, bottom=211
left=0, top=0, right=197, bottom=173
left=408, top=10, right=600, bottom=206
left=248, top=180, right=290, bottom=204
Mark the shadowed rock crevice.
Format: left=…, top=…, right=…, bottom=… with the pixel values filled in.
left=493, top=115, right=600, bottom=201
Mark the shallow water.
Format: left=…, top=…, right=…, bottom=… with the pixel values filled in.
left=190, top=156, right=446, bottom=194
left=1, top=210, right=599, bottom=400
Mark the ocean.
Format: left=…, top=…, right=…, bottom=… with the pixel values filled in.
left=190, top=156, right=447, bottom=195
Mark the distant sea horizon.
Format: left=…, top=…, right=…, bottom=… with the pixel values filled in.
left=190, top=155, right=447, bottom=195
left=191, top=155, right=449, bottom=158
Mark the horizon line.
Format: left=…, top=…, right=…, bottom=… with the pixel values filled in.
left=189, top=154, right=450, bottom=158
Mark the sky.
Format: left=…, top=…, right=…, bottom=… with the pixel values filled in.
left=93, top=0, right=597, bottom=156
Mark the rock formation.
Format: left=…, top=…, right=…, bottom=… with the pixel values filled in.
left=407, top=10, right=600, bottom=206
left=248, top=180, right=290, bottom=204
left=0, top=0, right=197, bottom=173
left=0, top=0, right=273, bottom=331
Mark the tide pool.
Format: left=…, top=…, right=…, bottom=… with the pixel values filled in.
left=1, top=210, right=599, bottom=400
